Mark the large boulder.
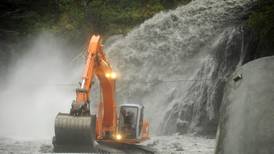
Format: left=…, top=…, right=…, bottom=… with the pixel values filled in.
left=215, top=56, right=274, bottom=154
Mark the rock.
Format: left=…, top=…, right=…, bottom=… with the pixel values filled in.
left=216, top=56, right=274, bottom=154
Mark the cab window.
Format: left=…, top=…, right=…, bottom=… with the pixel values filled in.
left=119, top=106, right=138, bottom=139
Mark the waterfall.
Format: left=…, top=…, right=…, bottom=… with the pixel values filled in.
left=106, top=0, right=255, bottom=135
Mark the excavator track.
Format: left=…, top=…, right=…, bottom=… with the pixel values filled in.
left=96, top=141, right=156, bottom=154
left=53, top=113, right=96, bottom=152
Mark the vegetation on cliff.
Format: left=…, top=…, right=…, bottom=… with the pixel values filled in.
left=247, top=0, right=274, bottom=57
left=0, top=0, right=190, bottom=42
left=0, top=0, right=273, bottom=61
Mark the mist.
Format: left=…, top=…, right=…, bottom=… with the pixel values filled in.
left=0, top=33, right=84, bottom=139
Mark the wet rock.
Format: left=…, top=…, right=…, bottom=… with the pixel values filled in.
left=216, top=56, right=274, bottom=154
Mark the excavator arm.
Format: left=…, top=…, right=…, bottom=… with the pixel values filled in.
left=53, top=35, right=117, bottom=151
left=76, top=35, right=100, bottom=104
left=69, top=36, right=100, bottom=116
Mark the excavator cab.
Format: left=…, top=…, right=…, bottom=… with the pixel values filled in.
left=117, top=104, right=148, bottom=142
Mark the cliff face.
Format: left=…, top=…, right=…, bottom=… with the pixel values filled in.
left=246, top=0, right=274, bottom=60
left=242, top=27, right=274, bottom=64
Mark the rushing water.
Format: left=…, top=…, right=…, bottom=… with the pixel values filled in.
left=106, top=0, right=255, bottom=135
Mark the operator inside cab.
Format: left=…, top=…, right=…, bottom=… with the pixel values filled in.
left=119, top=107, right=137, bottom=139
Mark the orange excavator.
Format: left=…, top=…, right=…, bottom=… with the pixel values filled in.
left=52, top=35, right=149, bottom=151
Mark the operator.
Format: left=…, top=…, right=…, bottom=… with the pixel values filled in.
left=121, top=109, right=135, bottom=137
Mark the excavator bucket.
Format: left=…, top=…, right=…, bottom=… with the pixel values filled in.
left=53, top=113, right=96, bottom=152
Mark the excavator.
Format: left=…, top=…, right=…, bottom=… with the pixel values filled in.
left=52, top=35, right=149, bottom=152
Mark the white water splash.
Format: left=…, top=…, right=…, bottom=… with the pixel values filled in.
left=106, top=0, right=255, bottom=135
left=0, top=33, right=83, bottom=139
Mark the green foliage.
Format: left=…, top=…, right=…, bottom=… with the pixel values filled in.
left=0, top=0, right=190, bottom=42
left=83, top=0, right=190, bottom=36
left=248, top=0, right=274, bottom=44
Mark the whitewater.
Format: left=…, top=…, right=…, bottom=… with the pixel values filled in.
left=106, top=0, right=255, bottom=135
